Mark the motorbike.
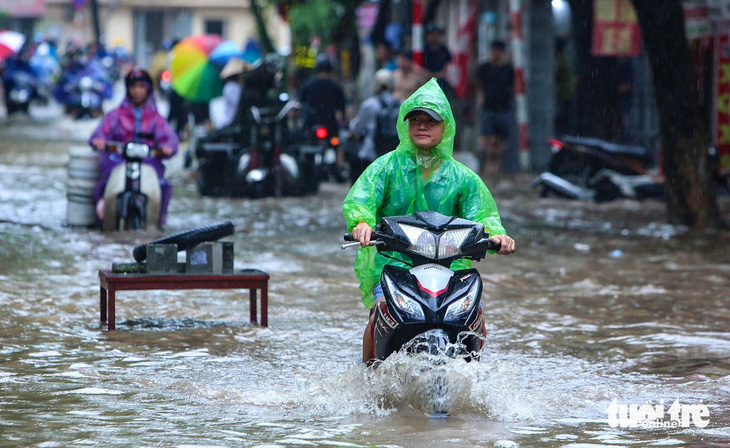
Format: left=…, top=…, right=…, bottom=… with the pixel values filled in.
left=196, top=98, right=319, bottom=198
left=158, top=69, right=173, bottom=99
left=4, top=70, right=37, bottom=115
left=100, top=140, right=163, bottom=231
left=342, top=211, right=500, bottom=364
left=62, top=74, right=110, bottom=119
left=531, top=135, right=665, bottom=202
left=300, top=123, right=346, bottom=183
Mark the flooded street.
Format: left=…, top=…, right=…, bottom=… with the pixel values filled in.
left=1, top=107, right=730, bottom=447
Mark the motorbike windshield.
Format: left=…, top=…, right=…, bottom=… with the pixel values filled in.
left=342, top=78, right=506, bottom=308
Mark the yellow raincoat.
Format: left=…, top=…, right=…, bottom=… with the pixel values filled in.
left=342, top=78, right=506, bottom=308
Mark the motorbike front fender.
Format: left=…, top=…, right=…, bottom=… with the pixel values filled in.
left=102, top=164, right=161, bottom=231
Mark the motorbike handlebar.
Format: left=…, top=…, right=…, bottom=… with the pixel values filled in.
left=341, top=233, right=384, bottom=249
left=102, top=141, right=165, bottom=158
left=485, top=238, right=501, bottom=252
left=342, top=233, right=503, bottom=253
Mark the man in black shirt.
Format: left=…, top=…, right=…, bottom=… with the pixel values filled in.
left=421, top=23, right=454, bottom=98
left=298, top=56, right=346, bottom=137
left=298, top=56, right=348, bottom=178
left=476, top=40, right=514, bottom=179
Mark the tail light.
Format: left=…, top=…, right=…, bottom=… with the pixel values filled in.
left=161, top=70, right=172, bottom=82
left=315, top=127, right=328, bottom=140
left=548, top=138, right=564, bottom=154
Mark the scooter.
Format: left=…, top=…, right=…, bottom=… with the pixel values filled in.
left=4, top=70, right=37, bottom=115
left=101, top=141, right=163, bottom=231
left=300, top=123, right=346, bottom=183
left=342, top=211, right=500, bottom=363
left=531, top=135, right=665, bottom=202
left=63, top=74, right=109, bottom=119
left=238, top=100, right=315, bottom=197
left=196, top=98, right=317, bottom=198
left=158, top=69, right=172, bottom=99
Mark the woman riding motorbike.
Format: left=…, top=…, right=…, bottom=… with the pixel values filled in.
left=89, top=68, right=178, bottom=227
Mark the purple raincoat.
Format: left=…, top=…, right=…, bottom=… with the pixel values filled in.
left=89, top=88, right=179, bottom=226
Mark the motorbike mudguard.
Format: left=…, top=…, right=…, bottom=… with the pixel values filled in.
left=103, top=164, right=161, bottom=231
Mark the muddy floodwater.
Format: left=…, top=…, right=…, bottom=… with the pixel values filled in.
left=1, top=111, right=730, bottom=447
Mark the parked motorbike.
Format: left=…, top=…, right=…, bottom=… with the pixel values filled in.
left=196, top=98, right=318, bottom=197
left=342, top=211, right=500, bottom=365
left=100, top=141, right=164, bottom=231
left=531, top=135, right=665, bottom=202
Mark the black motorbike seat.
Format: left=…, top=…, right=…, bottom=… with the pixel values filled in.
left=562, top=136, right=652, bottom=162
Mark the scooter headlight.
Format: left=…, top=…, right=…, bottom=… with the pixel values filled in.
left=79, top=76, right=94, bottom=90
left=443, top=281, right=480, bottom=321
left=384, top=275, right=425, bottom=320
left=124, top=142, right=151, bottom=159
left=438, top=228, right=471, bottom=259
left=400, top=224, right=436, bottom=259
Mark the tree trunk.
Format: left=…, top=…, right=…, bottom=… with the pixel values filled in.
left=251, top=0, right=276, bottom=54
left=630, top=0, right=722, bottom=228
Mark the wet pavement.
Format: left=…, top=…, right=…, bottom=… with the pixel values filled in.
left=1, top=103, right=730, bottom=447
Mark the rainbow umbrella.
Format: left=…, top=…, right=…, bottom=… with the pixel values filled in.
left=171, top=34, right=225, bottom=102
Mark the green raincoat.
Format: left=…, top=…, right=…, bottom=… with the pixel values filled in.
left=342, top=78, right=506, bottom=308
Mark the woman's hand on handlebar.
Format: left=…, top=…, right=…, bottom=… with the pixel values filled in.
left=489, top=234, right=515, bottom=255
left=92, top=139, right=106, bottom=151
left=161, top=146, right=174, bottom=156
left=352, top=222, right=374, bottom=247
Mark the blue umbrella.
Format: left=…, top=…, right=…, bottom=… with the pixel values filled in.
left=241, top=39, right=262, bottom=66
left=209, top=40, right=242, bottom=67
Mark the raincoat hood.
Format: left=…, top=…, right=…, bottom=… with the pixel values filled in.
left=396, top=78, right=455, bottom=160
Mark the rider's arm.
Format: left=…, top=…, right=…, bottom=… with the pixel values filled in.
left=88, top=109, right=117, bottom=151
left=343, top=155, right=390, bottom=232
left=152, top=114, right=180, bottom=158
left=458, top=169, right=515, bottom=255
left=459, top=171, right=505, bottom=237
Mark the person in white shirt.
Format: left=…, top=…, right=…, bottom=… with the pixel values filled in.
left=217, top=58, right=245, bottom=129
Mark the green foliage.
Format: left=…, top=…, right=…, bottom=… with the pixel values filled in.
left=288, top=0, right=344, bottom=47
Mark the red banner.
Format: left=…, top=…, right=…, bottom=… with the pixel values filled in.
left=715, top=23, right=730, bottom=175
left=0, top=0, right=45, bottom=17
left=592, top=0, right=641, bottom=57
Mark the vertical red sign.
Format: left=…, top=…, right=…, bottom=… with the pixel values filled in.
left=592, top=0, right=642, bottom=57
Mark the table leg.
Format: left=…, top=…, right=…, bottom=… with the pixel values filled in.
left=100, top=287, right=107, bottom=323
left=249, top=288, right=257, bottom=324
left=261, top=285, right=268, bottom=327
left=108, top=288, right=116, bottom=331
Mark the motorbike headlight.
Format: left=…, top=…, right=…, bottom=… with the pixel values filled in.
left=79, top=77, right=94, bottom=90
left=400, top=224, right=436, bottom=259
left=124, top=142, right=151, bottom=159
left=438, top=228, right=471, bottom=259
left=384, top=275, right=425, bottom=320
left=443, top=281, right=480, bottom=321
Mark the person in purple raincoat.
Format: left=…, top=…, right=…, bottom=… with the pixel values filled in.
left=89, top=68, right=179, bottom=227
